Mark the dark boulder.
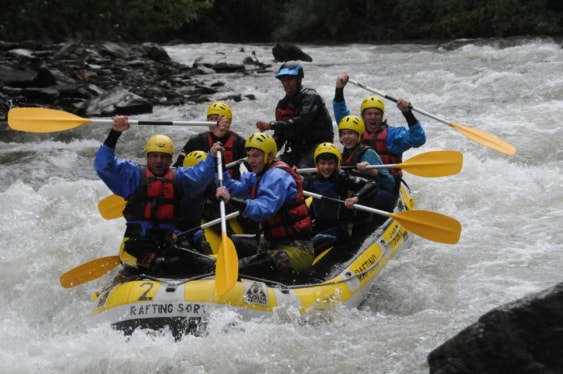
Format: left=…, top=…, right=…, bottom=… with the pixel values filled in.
left=428, top=282, right=563, bottom=374
left=272, top=43, right=313, bottom=62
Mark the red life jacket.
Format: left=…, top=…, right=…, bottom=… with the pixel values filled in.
left=206, top=132, right=237, bottom=177
left=276, top=107, right=295, bottom=121
left=123, top=167, right=177, bottom=224
left=362, top=126, right=403, bottom=179
left=251, top=160, right=311, bottom=240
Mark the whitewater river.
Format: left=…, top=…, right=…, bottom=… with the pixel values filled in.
left=1, top=37, right=562, bottom=373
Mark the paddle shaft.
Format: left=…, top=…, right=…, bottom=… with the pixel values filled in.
left=217, top=151, right=228, bottom=234
left=87, top=118, right=213, bottom=127
left=349, top=79, right=452, bottom=123
left=348, top=79, right=516, bottom=156
left=304, top=191, right=391, bottom=218
left=180, top=211, right=240, bottom=237
left=7, top=107, right=216, bottom=133
left=298, top=164, right=397, bottom=173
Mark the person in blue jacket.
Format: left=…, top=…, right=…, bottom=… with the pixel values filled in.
left=94, top=116, right=223, bottom=277
left=333, top=72, right=426, bottom=192
left=215, top=132, right=313, bottom=282
left=338, top=115, right=397, bottom=217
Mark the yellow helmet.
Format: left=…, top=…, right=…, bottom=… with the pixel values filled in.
left=146, top=134, right=174, bottom=156
left=360, top=96, right=385, bottom=115
left=245, top=132, right=278, bottom=164
left=338, top=115, right=365, bottom=142
left=183, top=150, right=207, bottom=167
left=314, top=142, right=341, bottom=169
left=206, top=101, right=232, bottom=121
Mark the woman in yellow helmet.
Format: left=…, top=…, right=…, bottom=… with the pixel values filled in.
left=94, top=116, right=224, bottom=276
left=337, top=115, right=397, bottom=219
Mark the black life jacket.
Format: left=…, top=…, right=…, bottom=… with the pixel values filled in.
left=275, top=87, right=334, bottom=153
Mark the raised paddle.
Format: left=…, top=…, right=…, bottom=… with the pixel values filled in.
left=7, top=107, right=215, bottom=133
left=297, top=150, right=463, bottom=178
left=59, top=213, right=240, bottom=288
left=304, top=191, right=461, bottom=244
left=215, top=151, right=238, bottom=295
left=348, top=80, right=516, bottom=156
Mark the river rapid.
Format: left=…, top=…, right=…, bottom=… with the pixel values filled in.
left=1, top=37, right=562, bottom=373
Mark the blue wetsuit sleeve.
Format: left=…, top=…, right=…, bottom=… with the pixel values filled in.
left=386, top=122, right=426, bottom=154
left=94, top=144, right=141, bottom=197
left=332, top=99, right=351, bottom=126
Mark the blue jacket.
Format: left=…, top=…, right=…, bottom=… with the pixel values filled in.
left=94, top=144, right=216, bottom=200
left=333, top=99, right=426, bottom=154
left=222, top=166, right=297, bottom=222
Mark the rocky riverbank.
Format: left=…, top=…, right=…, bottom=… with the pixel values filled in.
left=0, top=40, right=275, bottom=121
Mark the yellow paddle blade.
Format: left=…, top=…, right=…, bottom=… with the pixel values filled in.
left=98, top=194, right=126, bottom=220
left=398, top=150, right=463, bottom=177
left=60, top=256, right=121, bottom=288
left=215, top=232, right=238, bottom=296
left=448, top=122, right=516, bottom=156
left=390, top=209, right=462, bottom=244
left=7, top=107, right=92, bottom=133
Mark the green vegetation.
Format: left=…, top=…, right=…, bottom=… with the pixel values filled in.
left=1, top=0, right=561, bottom=43
left=0, top=0, right=213, bottom=42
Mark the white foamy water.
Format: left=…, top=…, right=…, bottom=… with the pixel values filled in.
left=1, top=37, right=562, bottom=373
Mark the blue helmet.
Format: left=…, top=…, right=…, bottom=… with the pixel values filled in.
left=276, top=61, right=304, bottom=79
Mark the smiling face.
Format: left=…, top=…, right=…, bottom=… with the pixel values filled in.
left=316, top=157, right=338, bottom=178
left=339, top=129, right=360, bottom=150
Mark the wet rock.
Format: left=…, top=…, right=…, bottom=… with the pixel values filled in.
left=272, top=42, right=313, bottom=62
left=85, top=88, right=152, bottom=117
left=427, top=282, right=563, bottom=374
left=0, top=40, right=265, bottom=120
